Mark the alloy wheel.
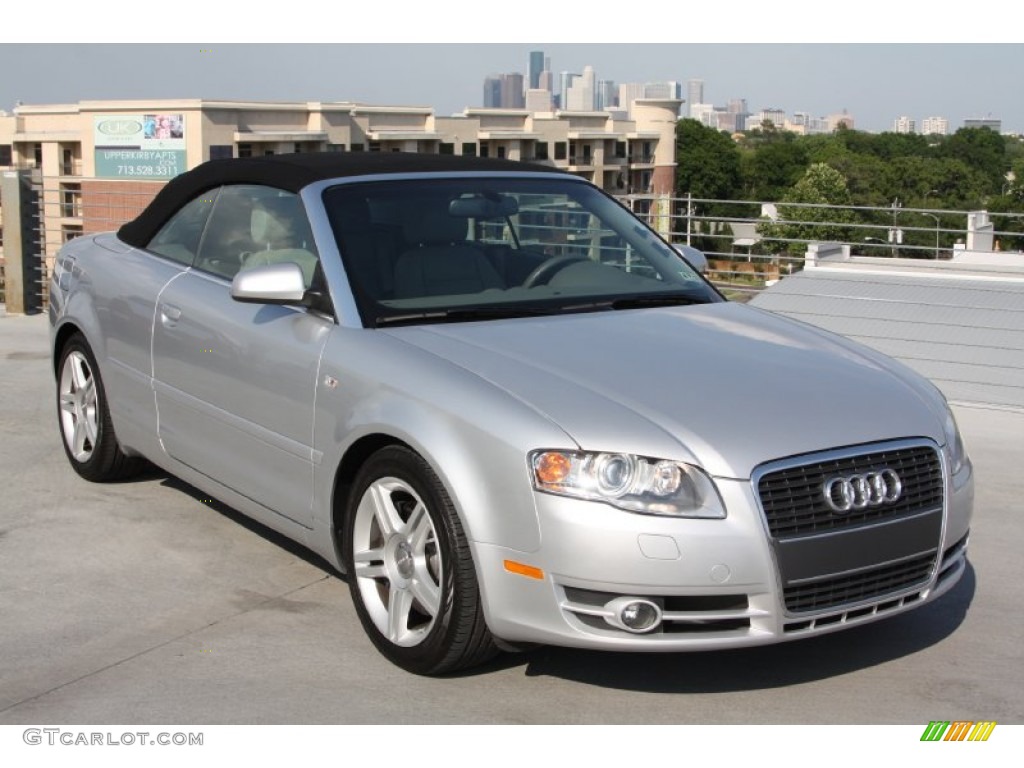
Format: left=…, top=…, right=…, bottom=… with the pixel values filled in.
left=59, top=350, right=99, bottom=462
left=351, top=477, right=443, bottom=647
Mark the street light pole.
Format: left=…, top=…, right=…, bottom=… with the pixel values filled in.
left=920, top=212, right=940, bottom=259
left=891, top=198, right=901, bottom=257
left=685, top=191, right=693, bottom=246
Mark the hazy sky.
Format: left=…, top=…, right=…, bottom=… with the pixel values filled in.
left=1, top=43, right=1021, bottom=134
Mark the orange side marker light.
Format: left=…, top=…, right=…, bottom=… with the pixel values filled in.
left=504, top=560, right=545, bottom=580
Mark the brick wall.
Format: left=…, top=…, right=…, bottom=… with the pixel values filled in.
left=80, top=180, right=165, bottom=235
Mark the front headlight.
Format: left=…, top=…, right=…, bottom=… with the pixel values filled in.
left=529, top=450, right=726, bottom=518
left=942, top=406, right=967, bottom=475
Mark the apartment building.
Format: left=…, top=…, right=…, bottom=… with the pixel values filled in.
left=0, top=97, right=682, bottom=263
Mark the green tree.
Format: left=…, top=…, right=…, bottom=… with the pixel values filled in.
left=938, top=127, right=1007, bottom=192
left=674, top=119, right=746, bottom=251
left=758, top=163, right=858, bottom=255
left=742, top=136, right=809, bottom=200
left=674, top=119, right=742, bottom=202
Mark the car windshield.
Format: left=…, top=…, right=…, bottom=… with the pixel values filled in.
left=322, top=176, right=721, bottom=327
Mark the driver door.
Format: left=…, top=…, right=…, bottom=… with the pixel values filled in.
left=151, top=185, right=331, bottom=527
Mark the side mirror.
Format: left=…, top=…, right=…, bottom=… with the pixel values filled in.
left=673, top=244, right=708, bottom=274
left=231, top=262, right=307, bottom=305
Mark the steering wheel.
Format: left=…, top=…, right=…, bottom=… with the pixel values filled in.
left=522, top=255, right=588, bottom=288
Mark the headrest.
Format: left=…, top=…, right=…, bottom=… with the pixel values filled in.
left=252, top=196, right=302, bottom=245
left=401, top=199, right=467, bottom=246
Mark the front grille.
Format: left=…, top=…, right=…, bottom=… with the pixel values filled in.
left=784, top=551, right=936, bottom=613
left=758, top=445, right=942, bottom=538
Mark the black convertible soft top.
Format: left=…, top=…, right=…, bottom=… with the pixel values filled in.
left=117, top=152, right=564, bottom=248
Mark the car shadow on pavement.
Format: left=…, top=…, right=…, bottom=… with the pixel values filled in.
left=506, top=565, right=976, bottom=692
left=157, top=471, right=344, bottom=579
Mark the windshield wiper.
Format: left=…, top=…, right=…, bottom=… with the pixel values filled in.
left=609, top=292, right=709, bottom=310
left=376, top=306, right=558, bottom=327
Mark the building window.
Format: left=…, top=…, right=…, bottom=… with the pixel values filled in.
left=439, top=142, right=454, bottom=155
left=238, top=143, right=253, bottom=158
left=33, top=143, right=43, bottom=167
left=327, top=143, right=346, bottom=152
left=61, top=225, right=84, bottom=243
left=350, top=143, right=365, bottom=152
left=461, top=142, right=477, bottom=156
left=60, top=184, right=82, bottom=218
left=263, top=149, right=275, bottom=156
left=209, top=145, right=233, bottom=161
left=534, top=142, right=548, bottom=160
left=60, top=146, right=80, bottom=176
left=0, top=144, right=12, bottom=166
left=615, top=141, right=626, bottom=159
left=554, top=142, right=567, bottom=160
left=496, top=146, right=506, bottom=160
left=368, top=141, right=381, bottom=153
left=480, top=144, right=489, bottom=158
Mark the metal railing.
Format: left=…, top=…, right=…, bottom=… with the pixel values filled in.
left=620, top=194, right=1024, bottom=297
left=0, top=175, right=164, bottom=311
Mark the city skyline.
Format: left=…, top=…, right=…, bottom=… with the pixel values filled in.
left=0, top=44, right=1021, bottom=134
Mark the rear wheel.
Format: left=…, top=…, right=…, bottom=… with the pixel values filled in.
left=57, top=335, right=142, bottom=482
left=345, top=446, right=498, bottom=675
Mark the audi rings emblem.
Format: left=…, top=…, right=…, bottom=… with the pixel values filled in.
left=823, top=469, right=902, bottom=513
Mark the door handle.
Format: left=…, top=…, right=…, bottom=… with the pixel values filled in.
left=161, top=304, right=182, bottom=324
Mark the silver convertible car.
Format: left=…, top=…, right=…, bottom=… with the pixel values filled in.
left=49, top=153, right=973, bottom=674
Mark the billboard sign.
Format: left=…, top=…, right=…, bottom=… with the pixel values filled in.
left=93, top=114, right=187, bottom=179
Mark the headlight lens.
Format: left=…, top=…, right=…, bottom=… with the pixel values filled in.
left=530, top=450, right=725, bottom=518
left=943, top=407, right=967, bottom=475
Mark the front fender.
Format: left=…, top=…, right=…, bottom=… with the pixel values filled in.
left=312, top=328, right=577, bottom=565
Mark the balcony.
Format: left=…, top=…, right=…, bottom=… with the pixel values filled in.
left=60, top=159, right=83, bottom=177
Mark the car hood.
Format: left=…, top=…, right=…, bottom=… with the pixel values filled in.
left=383, top=302, right=944, bottom=479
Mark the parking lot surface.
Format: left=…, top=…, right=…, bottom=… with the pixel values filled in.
left=1, top=312, right=1021, bottom=724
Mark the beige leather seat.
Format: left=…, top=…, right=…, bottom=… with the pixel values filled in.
left=393, top=200, right=503, bottom=298
left=244, top=196, right=319, bottom=287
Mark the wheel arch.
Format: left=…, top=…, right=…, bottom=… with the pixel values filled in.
left=52, top=320, right=86, bottom=377
left=330, top=432, right=414, bottom=571
left=325, top=408, right=545, bottom=569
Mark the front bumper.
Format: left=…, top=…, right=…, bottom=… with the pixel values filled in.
left=473, top=448, right=973, bottom=651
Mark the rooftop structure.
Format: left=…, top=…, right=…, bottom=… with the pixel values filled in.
left=751, top=249, right=1024, bottom=410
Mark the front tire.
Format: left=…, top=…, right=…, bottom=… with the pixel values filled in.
left=344, top=446, right=497, bottom=675
left=56, top=334, right=142, bottom=482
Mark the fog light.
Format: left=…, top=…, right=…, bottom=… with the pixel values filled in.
left=604, top=597, right=662, bottom=633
